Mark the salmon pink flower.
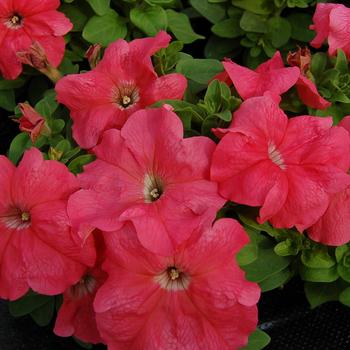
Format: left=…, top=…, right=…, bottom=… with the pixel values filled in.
left=211, top=94, right=350, bottom=232
left=55, top=31, right=187, bottom=149
left=68, top=107, right=225, bottom=255
left=222, top=50, right=330, bottom=110
left=94, top=219, right=260, bottom=350
left=0, top=148, right=95, bottom=301
left=308, top=116, right=350, bottom=245
left=54, top=266, right=106, bottom=344
left=222, top=51, right=300, bottom=101
left=310, top=3, right=350, bottom=58
left=17, top=103, right=50, bottom=143
left=0, top=0, right=72, bottom=79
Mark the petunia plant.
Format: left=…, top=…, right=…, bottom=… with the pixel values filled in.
left=3, top=1, right=350, bottom=350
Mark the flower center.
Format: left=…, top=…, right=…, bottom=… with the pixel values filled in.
left=154, top=266, right=190, bottom=291
left=6, top=13, right=23, bottom=29
left=113, top=81, right=140, bottom=110
left=268, top=141, right=286, bottom=170
left=69, top=274, right=96, bottom=299
left=144, top=174, right=164, bottom=203
left=0, top=209, right=31, bottom=230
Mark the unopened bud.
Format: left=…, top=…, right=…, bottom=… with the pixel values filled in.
left=85, top=44, right=102, bottom=69
left=287, top=47, right=311, bottom=75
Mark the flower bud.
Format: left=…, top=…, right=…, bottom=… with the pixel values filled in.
left=85, top=44, right=102, bottom=69
left=287, top=47, right=311, bottom=75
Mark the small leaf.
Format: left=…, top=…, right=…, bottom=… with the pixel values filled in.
left=68, top=154, right=95, bottom=174
left=85, top=0, right=110, bottom=15
left=212, top=18, right=244, bottom=38
left=30, top=299, right=55, bottom=327
left=240, top=11, right=267, bottom=33
left=266, top=17, right=291, bottom=48
left=8, top=133, right=32, bottom=165
left=189, top=0, right=226, bottom=24
left=0, top=89, right=16, bottom=111
left=259, top=268, right=291, bottom=292
left=83, top=9, right=127, bottom=46
left=166, top=9, right=204, bottom=44
left=130, top=6, right=167, bottom=36
left=240, top=329, right=271, bottom=350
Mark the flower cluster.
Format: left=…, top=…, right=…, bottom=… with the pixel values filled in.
left=3, top=1, right=350, bottom=349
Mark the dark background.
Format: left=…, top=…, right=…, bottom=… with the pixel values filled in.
left=1, top=278, right=350, bottom=349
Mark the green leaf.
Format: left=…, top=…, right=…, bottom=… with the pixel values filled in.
left=339, top=287, right=350, bottom=307
left=301, top=249, right=335, bottom=269
left=259, top=268, right=291, bottom=292
left=274, top=239, right=299, bottom=256
left=335, top=49, right=348, bottom=74
left=130, top=6, right=167, bottom=36
left=83, top=9, right=127, bottom=46
left=0, top=77, right=25, bottom=90
left=189, top=0, right=226, bottom=24
left=0, top=89, right=16, bottom=111
left=232, top=0, right=273, bottom=15
left=338, top=264, right=350, bottom=283
left=30, top=298, right=55, bottom=327
left=60, top=3, right=90, bottom=32
left=240, top=11, right=267, bottom=33
left=35, top=93, right=58, bottom=118
left=68, top=154, right=95, bottom=174
left=238, top=214, right=281, bottom=237
left=287, top=13, right=314, bottom=42
left=310, top=52, right=328, bottom=77
left=299, top=265, right=339, bottom=283
left=49, top=119, right=65, bottom=134
left=240, top=329, right=271, bottom=350
left=212, top=18, right=244, bottom=38
left=176, top=59, right=223, bottom=84
left=266, top=17, right=291, bottom=48
left=166, top=9, right=204, bottom=44
left=201, top=115, right=218, bottom=136
left=9, top=291, right=53, bottom=317
left=242, top=247, right=292, bottom=283
left=86, top=0, right=110, bottom=15
left=237, top=243, right=258, bottom=266
left=305, top=280, right=346, bottom=308
left=8, top=133, right=32, bottom=165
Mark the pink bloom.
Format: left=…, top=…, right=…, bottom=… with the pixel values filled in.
left=222, top=51, right=300, bottom=101
left=0, top=148, right=95, bottom=301
left=308, top=116, right=350, bottom=245
left=310, top=3, right=350, bottom=58
left=94, top=219, right=260, bottom=350
left=68, top=107, right=225, bottom=255
left=18, top=103, right=50, bottom=143
left=55, top=31, right=187, bottom=149
left=0, top=0, right=72, bottom=79
left=54, top=266, right=106, bottom=344
left=211, top=94, right=350, bottom=232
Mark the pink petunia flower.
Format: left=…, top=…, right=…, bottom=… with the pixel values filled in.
left=17, top=103, right=50, bottom=143
left=55, top=31, right=188, bottom=149
left=54, top=266, right=106, bottom=344
left=310, top=3, right=350, bottom=58
left=222, top=51, right=300, bottom=101
left=211, top=94, right=350, bottom=232
left=94, top=219, right=260, bottom=350
left=68, top=107, right=225, bottom=255
left=0, top=148, right=95, bottom=301
left=308, top=116, right=350, bottom=245
left=0, top=0, right=72, bottom=79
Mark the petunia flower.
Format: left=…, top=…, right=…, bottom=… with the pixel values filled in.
left=308, top=116, right=350, bottom=245
left=0, top=148, right=95, bottom=301
left=17, top=103, right=50, bottom=143
left=55, top=31, right=187, bottom=149
left=54, top=266, right=106, bottom=344
left=222, top=51, right=300, bottom=101
left=222, top=50, right=330, bottom=110
left=211, top=94, right=350, bottom=232
left=94, top=219, right=260, bottom=350
left=310, top=3, right=350, bottom=58
left=0, top=0, right=72, bottom=80
left=68, top=107, right=225, bottom=255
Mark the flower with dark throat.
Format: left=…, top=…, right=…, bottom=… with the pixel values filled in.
left=0, top=0, right=72, bottom=79
left=55, top=31, right=187, bottom=149
left=68, top=107, right=225, bottom=255
left=0, top=148, right=96, bottom=301
left=54, top=266, right=106, bottom=345
left=94, top=220, right=260, bottom=350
